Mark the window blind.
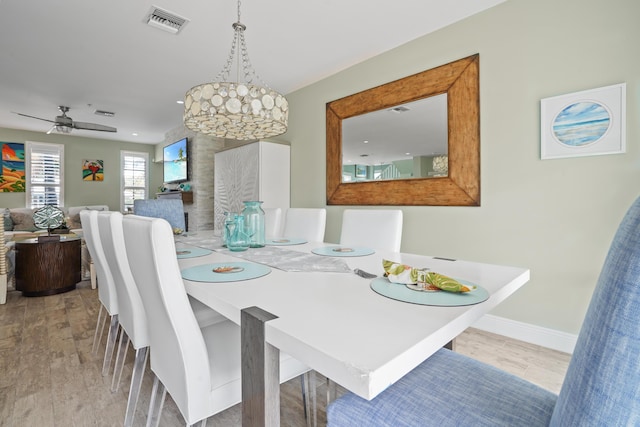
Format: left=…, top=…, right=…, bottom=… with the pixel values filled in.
left=121, top=151, right=148, bottom=212
left=27, top=142, right=64, bottom=208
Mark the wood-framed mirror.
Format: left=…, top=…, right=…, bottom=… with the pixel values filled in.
left=326, top=54, right=480, bottom=206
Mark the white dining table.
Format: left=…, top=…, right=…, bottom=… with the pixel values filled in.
left=177, top=234, right=530, bottom=426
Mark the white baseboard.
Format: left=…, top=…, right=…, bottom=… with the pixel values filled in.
left=472, top=314, right=578, bottom=354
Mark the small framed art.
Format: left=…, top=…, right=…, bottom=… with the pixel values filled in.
left=83, top=159, right=104, bottom=181
left=540, top=83, right=626, bottom=160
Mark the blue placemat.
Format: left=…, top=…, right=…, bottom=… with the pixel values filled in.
left=266, top=238, right=307, bottom=246
left=181, top=262, right=271, bottom=283
left=370, top=277, right=489, bottom=306
left=312, top=246, right=375, bottom=257
left=176, top=247, right=213, bottom=259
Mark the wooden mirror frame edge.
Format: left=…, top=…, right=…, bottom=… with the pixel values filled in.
left=326, top=54, right=480, bottom=206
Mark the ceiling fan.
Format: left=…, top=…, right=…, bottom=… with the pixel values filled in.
left=13, top=105, right=117, bottom=134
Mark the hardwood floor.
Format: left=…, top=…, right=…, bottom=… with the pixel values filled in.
left=0, top=281, right=571, bottom=426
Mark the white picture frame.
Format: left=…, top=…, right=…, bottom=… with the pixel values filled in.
left=540, top=83, right=626, bottom=160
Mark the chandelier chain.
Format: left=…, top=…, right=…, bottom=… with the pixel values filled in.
left=212, top=0, right=270, bottom=89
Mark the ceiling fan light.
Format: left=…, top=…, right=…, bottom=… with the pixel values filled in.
left=56, top=125, right=72, bottom=134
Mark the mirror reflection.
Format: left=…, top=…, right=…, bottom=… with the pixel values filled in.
left=342, top=94, right=448, bottom=182
left=326, top=53, right=480, bottom=206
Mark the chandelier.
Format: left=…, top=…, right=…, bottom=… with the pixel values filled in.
left=183, top=0, right=288, bottom=140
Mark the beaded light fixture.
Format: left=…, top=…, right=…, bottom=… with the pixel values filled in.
left=183, top=0, right=288, bottom=140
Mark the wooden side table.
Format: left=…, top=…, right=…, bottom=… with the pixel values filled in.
left=15, top=236, right=81, bottom=296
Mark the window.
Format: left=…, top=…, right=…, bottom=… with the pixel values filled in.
left=26, top=142, right=64, bottom=208
left=121, top=151, right=148, bottom=212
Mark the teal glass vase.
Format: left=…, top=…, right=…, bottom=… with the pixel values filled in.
left=226, top=214, right=250, bottom=252
left=241, top=201, right=265, bottom=248
left=222, top=212, right=237, bottom=248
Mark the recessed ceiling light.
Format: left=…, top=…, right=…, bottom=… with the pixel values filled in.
left=363, top=140, right=369, bottom=144
left=176, top=100, right=184, bottom=104
left=405, top=152, right=411, bottom=155
left=132, top=132, right=139, bottom=136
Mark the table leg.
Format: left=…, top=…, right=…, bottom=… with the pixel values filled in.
left=241, top=306, right=280, bottom=427
left=444, top=339, right=456, bottom=351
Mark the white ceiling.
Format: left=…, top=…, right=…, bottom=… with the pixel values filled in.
left=0, top=0, right=505, bottom=145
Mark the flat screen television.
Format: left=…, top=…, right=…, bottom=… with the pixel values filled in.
left=163, top=137, right=189, bottom=184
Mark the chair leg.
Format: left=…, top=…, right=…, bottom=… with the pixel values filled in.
left=303, top=371, right=317, bottom=427
left=111, top=327, right=130, bottom=392
left=92, top=305, right=107, bottom=355
left=102, top=314, right=119, bottom=377
left=146, top=375, right=167, bottom=427
left=90, top=260, right=97, bottom=289
left=124, top=346, right=149, bottom=427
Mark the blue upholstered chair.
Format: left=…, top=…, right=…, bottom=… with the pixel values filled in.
left=133, top=198, right=186, bottom=231
left=328, top=196, right=640, bottom=426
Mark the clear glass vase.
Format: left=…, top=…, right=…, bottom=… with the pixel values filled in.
left=241, top=201, right=265, bottom=248
left=226, top=214, right=250, bottom=252
left=222, top=212, right=237, bottom=248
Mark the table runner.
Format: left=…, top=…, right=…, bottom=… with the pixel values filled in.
left=177, top=230, right=353, bottom=273
left=219, top=246, right=353, bottom=273
left=174, top=230, right=222, bottom=249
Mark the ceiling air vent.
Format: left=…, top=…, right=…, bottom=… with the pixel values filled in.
left=145, top=6, right=189, bottom=34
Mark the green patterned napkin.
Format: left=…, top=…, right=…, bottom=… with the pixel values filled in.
left=382, top=259, right=473, bottom=293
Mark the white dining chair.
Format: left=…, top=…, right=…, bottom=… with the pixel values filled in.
left=122, top=215, right=312, bottom=426
left=263, top=207, right=282, bottom=238
left=80, top=209, right=119, bottom=377
left=97, top=211, right=148, bottom=426
left=339, top=209, right=403, bottom=252
left=98, top=211, right=228, bottom=426
left=282, top=208, right=327, bottom=242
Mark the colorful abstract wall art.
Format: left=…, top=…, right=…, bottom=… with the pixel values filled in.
left=83, top=159, right=104, bottom=181
left=0, top=142, right=26, bottom=192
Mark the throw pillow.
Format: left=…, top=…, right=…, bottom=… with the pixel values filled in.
left=67, top=214, right=82, bottom=229
left=10, top=211, right=38, bottom=232
left=3, top=208, right=13, bottom=231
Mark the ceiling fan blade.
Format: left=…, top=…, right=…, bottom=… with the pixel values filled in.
left=46, top=125, right=56, bottom=135
left=12, top=111, right=56, bottom=123
left=72, top=121, right=117, bottom=132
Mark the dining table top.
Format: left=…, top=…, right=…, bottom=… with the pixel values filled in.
left=176, top=230, right=530, bottom=400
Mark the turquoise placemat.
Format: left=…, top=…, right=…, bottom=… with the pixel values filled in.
left=181, top=262, right=271, bottom=283
left=176, top=247, right=213, bottom=259
left=370, top=277, right=489, bottom=306
left=312, top=246, right=375, bottom=257
left=266, top=238, right=308, bottom=246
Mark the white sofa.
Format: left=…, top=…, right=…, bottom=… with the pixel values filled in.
left=0, top=205, right=109, bottom=303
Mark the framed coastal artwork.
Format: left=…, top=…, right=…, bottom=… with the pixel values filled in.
left=83, top=159, right=104, bottom=181
left=0, top=142, right=26, bottom=192
left=540, top=83, right=626, bottom=160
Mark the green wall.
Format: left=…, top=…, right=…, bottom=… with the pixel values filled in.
left=284, top=0, right=640, bottom=334
left=0, top=127, right=162, bottom=210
